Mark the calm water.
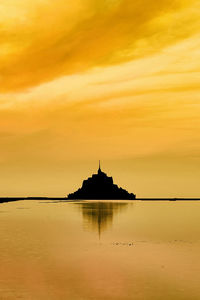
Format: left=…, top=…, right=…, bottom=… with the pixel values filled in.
left=0, top=200, right=200, bottom=300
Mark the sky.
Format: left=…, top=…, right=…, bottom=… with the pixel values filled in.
left=0, top=0, right=200, bottom=197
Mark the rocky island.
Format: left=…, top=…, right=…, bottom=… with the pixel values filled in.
left=68, top=162, right=136, bottom=200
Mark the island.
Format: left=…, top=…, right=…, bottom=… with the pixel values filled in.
left=68, top=162, right=136, bottom=200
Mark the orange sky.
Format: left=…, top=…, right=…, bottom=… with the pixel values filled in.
left=0, top=0, right=200, bottom=197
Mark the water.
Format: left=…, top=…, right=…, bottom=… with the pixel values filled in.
left=0, top=200, right=200, bottom=300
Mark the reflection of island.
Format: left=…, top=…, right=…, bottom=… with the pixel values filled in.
left=76, top=201, right=129, bottom=237
left=68, top=162, right=136, bottom=200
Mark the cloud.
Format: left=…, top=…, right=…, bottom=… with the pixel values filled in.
left=0, top=0, right=199, bottom=92
left=0, top=1, right=200, bottom=196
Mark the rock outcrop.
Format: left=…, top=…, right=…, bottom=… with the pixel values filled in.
left=68, top=163, right=136, bottom=200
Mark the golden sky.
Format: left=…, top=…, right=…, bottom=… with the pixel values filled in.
left=0, top=0, right=200, bottom=197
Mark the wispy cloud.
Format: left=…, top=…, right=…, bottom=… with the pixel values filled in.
left=0, top=0, right=199, bottom=91
left=0, top=0, right=200, bottom=196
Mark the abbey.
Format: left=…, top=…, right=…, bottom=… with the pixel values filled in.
left=68, top=162, right=136, bottom=200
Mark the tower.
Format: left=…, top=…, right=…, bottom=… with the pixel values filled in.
left=98, top=160, right=102, bottom=174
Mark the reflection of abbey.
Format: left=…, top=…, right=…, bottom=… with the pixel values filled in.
left=68, top=162, right=136, bottom=200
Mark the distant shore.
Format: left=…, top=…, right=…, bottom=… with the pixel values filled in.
left=0, top=197, right=68, bottom=204
left=0, top=197, right=200, bottom=204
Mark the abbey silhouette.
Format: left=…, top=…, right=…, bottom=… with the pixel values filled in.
left=68, top=162, right=136, bottom=200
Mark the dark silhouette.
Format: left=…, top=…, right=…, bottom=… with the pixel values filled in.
left=1, top=197, right=200, bottom=205
left=68, top=161, right=136, bottom=200
left=1, top=196, right=200, bottom=204
left=0, top=197, right=68, bottom=204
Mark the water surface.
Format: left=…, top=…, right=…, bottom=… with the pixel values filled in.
left=0, top=200, right=200, bottom=300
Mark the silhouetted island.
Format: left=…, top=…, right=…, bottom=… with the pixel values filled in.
left=68, top=162, right=136, bottom=200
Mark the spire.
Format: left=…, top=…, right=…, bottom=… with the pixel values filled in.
left=98, top=160, right=102, bottom=174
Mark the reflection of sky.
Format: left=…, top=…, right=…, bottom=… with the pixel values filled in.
left=0, top=200, right=200, bottom=300
left=75, top=201, right=129, bottom=237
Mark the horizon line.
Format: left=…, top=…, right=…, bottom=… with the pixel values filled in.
left=0, top=197, right=200, bottom=203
